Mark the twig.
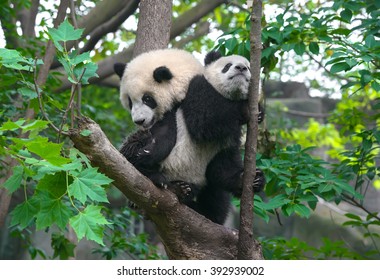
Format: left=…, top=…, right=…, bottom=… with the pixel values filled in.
left=342, top=194, right=380, bottom=222
left=58, top=68, right=87, bottom=142
left=33, top=59, right=63, bottom=134
left=306, top=52, right=353, bottom=83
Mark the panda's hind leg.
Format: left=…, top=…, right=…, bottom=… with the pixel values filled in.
left=188, top=187, right=231, bottom=225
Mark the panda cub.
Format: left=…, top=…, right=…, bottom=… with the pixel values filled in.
left=116, top=50, right=265, bottom=225
left=114, top=49, right=204, bottom=195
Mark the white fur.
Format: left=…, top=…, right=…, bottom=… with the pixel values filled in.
left=160, top=110, right=220, bottom=186
left=204, top=55, right=251, bottom=100
left=119, top=49, right=204, bottom=128
left=131, top=102, right=155, bottom=128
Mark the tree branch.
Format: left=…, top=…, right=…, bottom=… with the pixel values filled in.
left=170, top=0, right=228, bottom=38
left=17, top=0, right=39, bottom=38
left=80, top=1, right=139, bottom=54
left=68, top=117, right=241, bottom=259
left=237, top=0, right=264, bottom=260
left=36, top=0, right=69, bottom=87
left=171, top=21, right=210, bottom=49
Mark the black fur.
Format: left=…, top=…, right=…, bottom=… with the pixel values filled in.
left=117, top=51, right=266, bottom=225
left=180, top=74, right=265, bottom=224
left=114, top=63, right=126, bottom=78
left=120, top=107, right=178, bottom=187
left=204, top=50, right=222, bottom=66
left=153, top=66, right=173, bottom=83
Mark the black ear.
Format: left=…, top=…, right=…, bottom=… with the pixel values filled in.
left=114, top=63, right=126, bottom=79
left=153, top=66, right=173, bottom=83
left=204, top=50, right=222, bottom=66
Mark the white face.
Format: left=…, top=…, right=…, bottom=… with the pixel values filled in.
left=204, top=55, right=251, bottom=100
left=125, top=93, right=158, bottom=129
left=118, top=49, right=204, bottom=130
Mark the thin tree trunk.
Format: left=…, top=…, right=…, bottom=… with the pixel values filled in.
left=237, top=0, right=264, bottom=260
left=133, top=0, right=172, bottom=57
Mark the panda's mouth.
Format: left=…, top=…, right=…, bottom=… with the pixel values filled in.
left=136, top=118, right=156, bottom=130
left=229, top=73, right=250, bottom=82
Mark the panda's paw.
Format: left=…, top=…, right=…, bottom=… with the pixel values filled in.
left=136, top=147, right=152, bottom=158
left=253, top=168, right=265, bottom=193
left=167, top=181, right=194, bottom=203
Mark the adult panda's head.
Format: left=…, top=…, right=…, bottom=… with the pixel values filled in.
left=204, top=51, right=251, bottom=100
left=114, top=49, right=203, bottom=129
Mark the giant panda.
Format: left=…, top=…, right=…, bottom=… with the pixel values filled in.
left=114, top=49, right=204, bottom=196
left=115, top=49, right=265, bottom=225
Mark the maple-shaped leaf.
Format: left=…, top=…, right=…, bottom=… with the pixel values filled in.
left=68, top=168, right=111, bottom=204
left=35, top=191, right=72, bottom=230
left=10, top=196, right=39, bottom=229
left=3, top=165, right=24, bottom=194
left=47, top=19, right=84, bottom=51
left=69, top=205, right=110, bottom=245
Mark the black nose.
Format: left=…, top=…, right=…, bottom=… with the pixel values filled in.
left=235, top=65, right=247, bottom=72
left=135, top=119, right=145, bottom=125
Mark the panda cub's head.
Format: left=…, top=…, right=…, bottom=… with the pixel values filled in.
left=204, top=51, right=251, bottom=100
left=114, top=49, right=203, bottom=129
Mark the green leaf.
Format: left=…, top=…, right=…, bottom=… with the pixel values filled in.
left=3, top=165, right=24, bottom=194
left=0, top=48, right=34, bottom=71
left=36, top=172, right=69, bottom=198
left=35, top=192, right=72, bottom=230
left=51, top=233, right=76, bottom=260
left=225, top=37, right=239, bottom=53
left=294, top=42, right=306, bottom=55
left=263, top=194, right=290, bottom=210
left=372, top=81, right=380, bottom=92
left=25, top=137, right=70, bottom=166
left=10, top=197, right=39, bottom=229
left=340, top=9, right=353, bottom=23
left=68, top=168, right=111, bottom=204
left=80, top=129, right=92, bottom=136
left=73, top=62, right=98, bottom=84
left=69, top=205, right=110, bottom=245
left=330, top=62, right=350, bottom=73
left=18, top=87, right=38, bottom=99
left=309, top=42, right=319, bottom=55
left=21, top=119, right=49, bottom=133
left=0, top=119, right=25, bottom=131
left=345, top=213, right=362, bottom=221
left=48, top=19, right=84, bottom=49
left=293, top=204, right=311, bottom=218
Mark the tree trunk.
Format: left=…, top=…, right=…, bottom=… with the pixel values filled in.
left=69, top=117, right=244, bottom=259
left=133, top=0, right=172, bottom=57
left=237, top=0, right=264, bottom=260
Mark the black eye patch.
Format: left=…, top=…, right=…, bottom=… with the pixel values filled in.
left=221, top=63, right=232, bottom=73
left=142, top=94, right=157, bottom=109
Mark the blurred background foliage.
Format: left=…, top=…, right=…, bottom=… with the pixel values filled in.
left=0, top=0, right=379, bottom=260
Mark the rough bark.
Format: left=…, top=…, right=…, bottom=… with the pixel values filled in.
left=133, top=0, right=172, bottom=57
left=69, top=118, right=240, bottom=259
left=17, top=0, right=40, bottom=38
left=237, top=0, right=264, bottom=260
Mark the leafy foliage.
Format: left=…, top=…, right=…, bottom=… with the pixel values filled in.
left=216, top=0, right=380, bottom=259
